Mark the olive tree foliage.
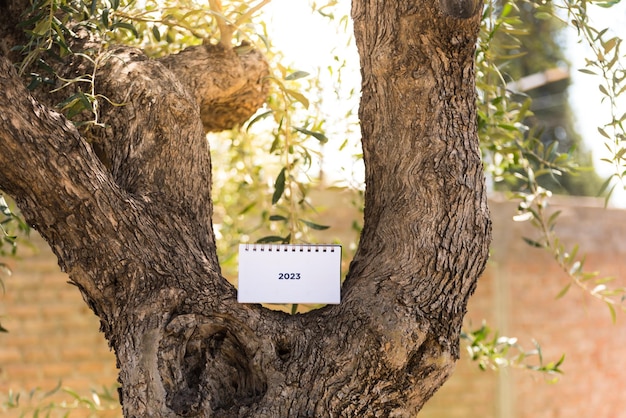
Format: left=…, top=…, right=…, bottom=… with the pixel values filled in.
left=447, top=0, right=626, bottom=373
left=0, top=0, right=624, bottom=414
left=476, top=0, right=626, bottom=319
left=489, top=0, right=603, bottom=197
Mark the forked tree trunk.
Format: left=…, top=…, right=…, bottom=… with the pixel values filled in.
left=0, top=0, right=490, bottom=416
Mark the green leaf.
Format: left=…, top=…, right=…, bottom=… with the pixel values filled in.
left=285, top=71, right=310, bottom=81
left=534, top=11, right=552, bottom=20
left=36, top=58, right=54, bottom=75
left=566, top=244, right=579, bottom=264
left=547, top=210, right=562, bottom=229
left=272, top=168, right=286, bottom=205
left=102, top=8, right=109, bottom=28
left=578, top=68, right=598, bottom=75
left=500, top=2, right=513, bottom=17
left=581, top=271, right=599, bottom=282
left=152, top=25, right=161, bottom=41
left=596, top=0, right=621, bottom=7
left=238, top=202, right=256, bottom=215
left=284, top=89, right=309, bottom=109
left=594, top=276, right=616, bottom=284
left=57, top=93, right=82, bottom=110
left=62, top=387, right=82, bottom=401
left=290, top=303, right=299, bottom=314
left=57, top=92, right=93, bottom=119
left=32, top=18, right=51, bottom=36
left=555, top=283, right=571, bottom=299
left=294, top=127, right=329, bottom=144
left=26, top=75, right=42, bottom=91
left=555, top=354, right=565, bottom=368
left=269, top=214, right=287, bottom=221
left=269, top=135, right=281, bottom=154
left=17, top=13, right=44, bottom=29
left=607, top=302, right=617, bottom=323
left=111, top=21, right=139, bottom=38
left=257, top=235, right=287, bottom=244
left=246, top=110, right=273, bottom=131
left=522, top=237, right=544, bottom=248
left=598, top=83, right=609, bottom=96
left=604, top=183, right=617, bottom=207
left=299, top=219, right=330, bottom=230
left=597, top=174, right=615, bottom=197
left=598, top=126, right=611, bottom=139
left=604, top=37, right=618, bottom=54
left=44, top=381, right=62, bottom=397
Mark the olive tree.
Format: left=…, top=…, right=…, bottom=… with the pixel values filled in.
left=0, top=0, right=491, bottom=416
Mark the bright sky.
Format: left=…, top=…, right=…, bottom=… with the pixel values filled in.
left=262, top=0, right=626, bottom=206
left=261, top=0, right=363, bottom=187
left=565, top=4, right=626, bottom=207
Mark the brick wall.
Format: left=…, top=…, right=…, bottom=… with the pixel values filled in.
left=0, top=233, right=119, bottom=416
left=1, top=195, right=625, bottom=417
left=420, top=197, right=626, bottom=418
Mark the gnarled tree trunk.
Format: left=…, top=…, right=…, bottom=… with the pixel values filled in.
left=0, top=0, right=490, bottom=416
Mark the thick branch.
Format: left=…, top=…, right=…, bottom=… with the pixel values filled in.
left=159, top=44, right=270, bottom=132
left=0, top=54, right=277, bottom=416
left=0, top=57, right=136, bottom=319
left=349, top=0, right=490, bottom=357
left=86, top=46, right=219, bottom=255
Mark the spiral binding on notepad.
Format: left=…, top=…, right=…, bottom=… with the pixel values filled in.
left=243, top=244, right=337, bottom=252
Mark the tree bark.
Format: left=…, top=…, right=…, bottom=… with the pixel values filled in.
left=0, top=0, right=490, bottom=417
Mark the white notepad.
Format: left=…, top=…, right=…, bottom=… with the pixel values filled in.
left=237, top=244, right=341, bottom=304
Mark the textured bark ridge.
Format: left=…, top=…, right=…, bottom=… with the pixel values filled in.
left=159, top=44, right=269, bottom=132
left=158, top=313, right=268, bottom=414
left=0, top=1, right=491, bottom=417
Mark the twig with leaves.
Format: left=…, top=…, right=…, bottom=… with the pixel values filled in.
left=554, top=0, right=626, bottom=202
left=512, top=177, right=626, bottom=321
left=462, top=322, right=565, bottom=382
left=479, top=0, right=625, bottom=321
left=208, top=0, right=271, bottom=47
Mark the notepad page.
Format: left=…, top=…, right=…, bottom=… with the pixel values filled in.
left=237, top=244, right=341, bottom=304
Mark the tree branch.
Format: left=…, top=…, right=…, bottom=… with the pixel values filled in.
left=208, top=0, right=234, bottom=47
left=232, top=0, right=272, bottom=29
left=349, top=0, right=491, bottom=354
left=208, top=0, right=271, bottom=48
left=158, top=44, right=269, bottom=132
left=0, top=56, right=137, bottom=315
